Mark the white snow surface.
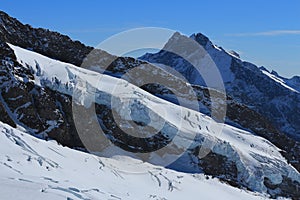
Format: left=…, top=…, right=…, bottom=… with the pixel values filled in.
left=6, top=43, right=300, bottom=196
left=261, top=70, right=299, bottom=93
left=0, top=122, right=268, bottom=200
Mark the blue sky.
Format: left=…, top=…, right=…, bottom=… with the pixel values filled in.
left=1, top=0, right=300, bottom=77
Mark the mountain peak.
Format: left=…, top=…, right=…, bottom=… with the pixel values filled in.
left=0, top=10, right=8, bottom=20
left=259, top=66, right=269, bottom=72
left=190, top=32, right=210, bottom=47
left=0, top=11, right=18, bottom=27
left=270, top=70, right=279, bottom=77
left=0, top=11, right=9, bottom=29
left=167, top=31, right=186, bottom=42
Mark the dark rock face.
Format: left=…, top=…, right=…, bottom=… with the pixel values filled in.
left=196, top=150, right=239, bottom=187
left=0, top=39, right=83, bottom=147
left=95, top=104, right=177, bottom=153
left=190, top=33, right=210, bottom=47
left=0, top=101, right=15, bottom=128
left=0, top=42, right=15, bottom=127
left=0, top=11, right=93, bottom=67
left=229, top=59, right=300, bottom=141
left=264, top=176, right=300, bottom=199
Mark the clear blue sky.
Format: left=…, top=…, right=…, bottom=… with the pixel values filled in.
left=1, top=0, right=300, bottom=77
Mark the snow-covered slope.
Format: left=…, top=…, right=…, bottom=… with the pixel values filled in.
left=259, top=68, right=300, bottom=93
left=6, top=43, right=300, bottom=198
left=260, top=69, right=299, bottom=93
left=0, top=122, right=268, bottom=200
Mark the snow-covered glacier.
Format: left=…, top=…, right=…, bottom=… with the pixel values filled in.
left=0, top=122, right=269, bottom=200
left=5, top=43, right=300, bottom=199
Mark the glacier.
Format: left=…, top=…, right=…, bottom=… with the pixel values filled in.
left=5, top=43, right=300, bottom=198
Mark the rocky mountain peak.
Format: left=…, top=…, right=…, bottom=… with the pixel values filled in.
left=190, top=32, right=210, bottom=47
left=162, top=31, right=191, bottom=51
left=271, top=70, right=279, bottom=77
left=0, top=10, right=9, bottom=22
left=259, top=66, right=269, bottom=72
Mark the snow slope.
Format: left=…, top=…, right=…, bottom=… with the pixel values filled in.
left=260, top=69, right=299, bottom=93
left=7, top=43, right=300, bottom=197
left=0, top=122, right=268, bottom=200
